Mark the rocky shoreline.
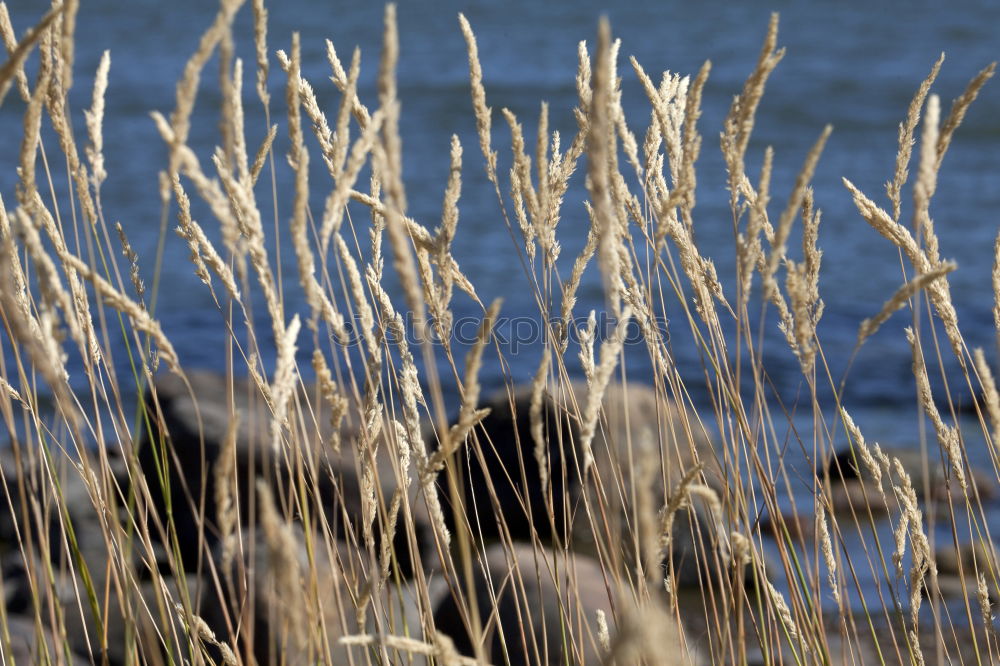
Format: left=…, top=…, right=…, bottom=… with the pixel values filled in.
left=0, top=369, right=995, bottom=664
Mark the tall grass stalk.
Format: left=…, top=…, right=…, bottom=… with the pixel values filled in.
left=0, top=2, right=997, bottom=664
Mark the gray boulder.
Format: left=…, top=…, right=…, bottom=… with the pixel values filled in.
left=1, top=614, right=87, bottom=664
left=823, top=445, right=996, bottom=515
left=433, top=543, right=615, bottom=665
left=0, top=448, right=179, bottom=665
left=5, top=546, right=207, bottom=666
left=0, top=447, right=130, bottom=560
left=438, top=381, right=723, bottom=587
left=201, top=525, right=359, bottom=665
left=137, top=370, right=432, bottom=577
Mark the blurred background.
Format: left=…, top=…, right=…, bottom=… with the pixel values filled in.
left=0, top=0, right=998, bottom=580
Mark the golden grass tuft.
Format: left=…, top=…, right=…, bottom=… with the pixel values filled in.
left=0, top=3, right=997, bottom=664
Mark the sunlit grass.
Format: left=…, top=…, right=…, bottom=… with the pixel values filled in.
left=0, top=1, right=997, bottom=664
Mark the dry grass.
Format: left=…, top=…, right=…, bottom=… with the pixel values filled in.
left=0, top=2, right=997, bottom=665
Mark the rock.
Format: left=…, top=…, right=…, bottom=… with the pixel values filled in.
left=438, top=381, right=721, bottom=586
left=433, top=543, right=619, bottom=665
left=755, top=506, right=814, bottom=543
left=5, top=546, right=207, bottom=666
left=0, top=438, right=308, bottom=665
left=0, top=614, right=87, bottom=664
left=137, top=369, right=432, bottom=577
left=823, top=445, right=996, bottom=515
left=935, top=540, right=997, bottom=577
left=0, top=447, right=174, bottom=665
left=434, top=543, right=705, bottom=665
left=0, top=446, right=130, bottom=559
left=364, top=577, right=448, bottom=665
left=826, top=477, right=891, bottom=517
left=438, top=382, right=569, bottom=544
left=201, top=526, right=360, bottom=665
